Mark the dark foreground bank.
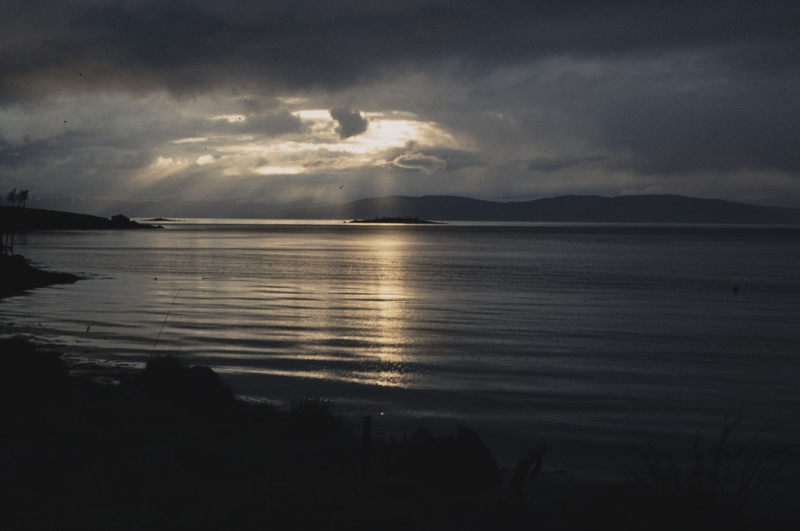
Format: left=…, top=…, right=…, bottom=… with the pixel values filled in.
left=1, top=337, right=795, bottom=531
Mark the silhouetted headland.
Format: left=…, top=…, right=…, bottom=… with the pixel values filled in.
left=0, top=206, right=162, bottom=230
left=348, top=216, right=441, bottom=224
left=0, top=254, right=81, bottom=298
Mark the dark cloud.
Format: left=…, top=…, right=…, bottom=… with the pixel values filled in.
left=246, top=110, right=305, bottom=136
left=593, top=77, right=800, bottom=175
left=210, top=109, right=305, bottom=137
left=2, top=1, right=799, bottom=101
left=2, top=1, right=800, bottom=205
left=527, top=155, right=608, bottom=173
left=329, top=107, right=368, bottom=139
left=0, top=137, right=151, bottom=172
left=0, top=139, right=44, bottom=169
left=237, top=97, right=281, bottom=115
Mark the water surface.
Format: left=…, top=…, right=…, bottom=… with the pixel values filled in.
left=3, top=221, right=799, bottom=473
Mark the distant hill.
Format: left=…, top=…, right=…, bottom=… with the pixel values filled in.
left=0, top=207, right=160, bottom=230
left=273, top=194, right=800, bottom=224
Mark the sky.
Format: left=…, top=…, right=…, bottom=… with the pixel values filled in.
left=1, top=1, right=800, bottom=213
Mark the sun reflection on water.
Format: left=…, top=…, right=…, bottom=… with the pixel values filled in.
left=361, top=234, right=413, bottom=388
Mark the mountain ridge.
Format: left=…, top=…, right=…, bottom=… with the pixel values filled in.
left=271, top=194, right=800, bottom=224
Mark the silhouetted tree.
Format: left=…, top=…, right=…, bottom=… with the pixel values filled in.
left=6, top=188, right=17, bottom=207
left=18, top=189, right=28, bottom=208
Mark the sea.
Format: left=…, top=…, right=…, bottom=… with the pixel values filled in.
left=3, top=220, right=800, bottom=479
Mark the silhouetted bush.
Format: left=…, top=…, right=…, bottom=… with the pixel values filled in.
left=131, top=355, right=235, bottom=412
left=511, top=444, right=548, bottom=497
left=289, top=395, right=344, bottom=437
left=636, top=417, right=791, bottom=507
left=377, top=425, right=500, bottom=496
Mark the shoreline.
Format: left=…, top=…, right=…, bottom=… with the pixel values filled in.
left=1, top=330, right=796, bottom=529
left=2, top=248, right=797, bottom=528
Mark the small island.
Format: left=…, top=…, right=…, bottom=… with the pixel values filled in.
left=348, top=216, right=442, bottom=224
